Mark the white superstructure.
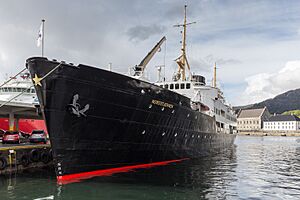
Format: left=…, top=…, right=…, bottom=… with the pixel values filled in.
left=0, top=73, right=38, bottom=107
left=155, top=74, right=237, bottom=134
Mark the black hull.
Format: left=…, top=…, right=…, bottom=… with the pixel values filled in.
left=26, top=57, right=236, bottom=182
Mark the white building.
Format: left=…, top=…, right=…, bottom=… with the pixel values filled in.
left=263, top=115, right=300, bottom=131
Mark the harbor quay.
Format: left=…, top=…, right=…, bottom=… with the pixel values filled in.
left=0, top=143, right=52, bottom=175
left=238, top=130, right=300, bottom=136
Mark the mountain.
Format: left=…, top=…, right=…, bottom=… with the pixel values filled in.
left=234, top=88, right=300, bottom=114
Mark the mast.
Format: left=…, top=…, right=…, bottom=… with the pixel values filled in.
left=213, top=62, right=217, bottom=88
left=42, top=19, right=45, bottom=57
left=174, top=5, right=195, bottom=81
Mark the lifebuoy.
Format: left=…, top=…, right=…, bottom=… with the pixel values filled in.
left=20, top=155, right=30, bottom=167
left=30, top=149, right=40, bottom=162
left=40, top=152, right=50, bottom=164
left=0, top=157, right=7, bottom=170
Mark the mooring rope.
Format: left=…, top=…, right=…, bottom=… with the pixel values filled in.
left=0, top=68, right=27, bottom=88
left=0, top=62, right=63, bottom=108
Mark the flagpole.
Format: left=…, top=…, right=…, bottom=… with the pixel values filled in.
left=41, top=19, right=45, bottom=57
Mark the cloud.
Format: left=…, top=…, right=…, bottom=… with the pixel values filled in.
left=127, top=24, right=166, bottom=42
left=1, top=0, right=300, bottom=107
left=239, top=61, right=300, bottom=105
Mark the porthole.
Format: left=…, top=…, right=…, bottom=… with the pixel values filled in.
left=174, top=133, right=177, bottom=137
left=149, top=104, right=152, bottom=109
left=162, top=132, right=166, bottom=136
left=142, top=130, right=146, bottom=135
left=172, top=110, right=175, bottom=114
left=141, top=89, right=145, bottom=94
left=161, top=107, right=165, bottom=111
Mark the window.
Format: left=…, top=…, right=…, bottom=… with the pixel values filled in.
left=164, top=84, right=169, bottom=89
left=175, top=84, right=179, bottom=89
left=170, top=84, right=174, bottom=89
left=186, top=83, right=190, bottom=89
left=180, top=83, right=185, bottom=89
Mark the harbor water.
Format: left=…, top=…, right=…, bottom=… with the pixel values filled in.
left=0, top=135, right=300, bottom=200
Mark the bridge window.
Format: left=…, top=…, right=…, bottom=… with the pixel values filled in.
left=180, top=83, right=185, bottom=89
left=186, top=83, right=190, bottom=89
left=170, top=84, right=174, bottom=89
left=175, top=84, right=179, bottom=89
left=164, top=84, right=169, bottom=89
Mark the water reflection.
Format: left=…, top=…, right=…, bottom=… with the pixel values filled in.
left=1, top=136, right=300, bottom=199
left=53, top=146, right=237, bottom=200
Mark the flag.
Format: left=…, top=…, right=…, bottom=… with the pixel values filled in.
left=37, top=22, right=43, bottom=47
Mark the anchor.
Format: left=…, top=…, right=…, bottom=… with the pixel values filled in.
left=68, top=94, right=89, bottom=117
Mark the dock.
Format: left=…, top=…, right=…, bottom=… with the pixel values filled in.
left=238, top=131, right=300, bottom=137
left=0, top=143, right=52, bottom=174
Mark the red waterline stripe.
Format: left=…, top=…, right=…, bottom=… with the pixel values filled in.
left=57, top=158, right=189, bottom=185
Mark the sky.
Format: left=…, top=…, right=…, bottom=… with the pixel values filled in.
left=1, top=0, right=300, bottom=106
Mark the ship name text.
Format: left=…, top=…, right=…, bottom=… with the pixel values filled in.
left=151, top=99, right=174, bottom=109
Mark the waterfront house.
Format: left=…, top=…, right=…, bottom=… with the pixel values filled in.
left=237, top=107, right=270, bottom=131
left=263, top=115, right=300, bottom=131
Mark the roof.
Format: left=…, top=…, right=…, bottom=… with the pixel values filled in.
left=266, top=115, right=300, bottom=122
left=238, top=108, right=266, bottom=118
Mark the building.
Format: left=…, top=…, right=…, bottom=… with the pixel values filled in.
left=263, top=115, right=300, bottom=131
left=237, top=107, right=270, bottom=131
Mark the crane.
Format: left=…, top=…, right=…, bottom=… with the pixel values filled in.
left=134, top=36, right=166, bottom=76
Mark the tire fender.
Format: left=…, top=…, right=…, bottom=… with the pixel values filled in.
left=30, top=149, right=40, bottom=162
left=0, top=157, right=7, bottom=170
left=40, top=152, right=50, bottom=164
left=20, top=154, right=30, bottom=167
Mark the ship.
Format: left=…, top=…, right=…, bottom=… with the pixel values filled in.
left=26, top=5, right=236, bottom=184
left=0, top=73, right=47, bottom=133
